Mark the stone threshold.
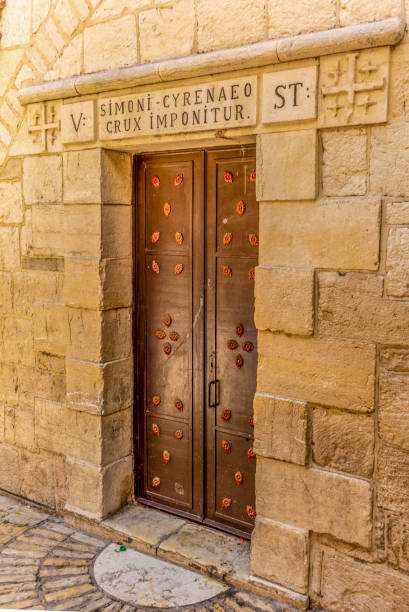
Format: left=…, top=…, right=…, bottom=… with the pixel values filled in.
left=64, top=502, right=309, bottom=610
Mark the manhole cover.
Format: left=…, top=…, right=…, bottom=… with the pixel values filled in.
left=93, top=544, right=228, bottom=608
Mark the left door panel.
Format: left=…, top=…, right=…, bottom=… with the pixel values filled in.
left=135, top=152, right=205, bottom=519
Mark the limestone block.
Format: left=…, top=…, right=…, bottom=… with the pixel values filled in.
left=33, top=304, right=67, bottom=355
left=386, top=227, right=409, bottom=298
left=0, top=404, right=3, bottom=443
left=0, top=158, right=22, bottom=181
left=84, top=15, right=137, bottom=73
left=386, top=515, right=409, bottom=572
left=255, top=267, right=314, bottom=335
left=386, top=201, right=409, bottom=224
left=251, top=517, right=308, bottom=593
left=197, top=0, right=264, bottom=53
left=318, top=272, right=409, bottom=343
left=64, top=149, right=132, bottom=204
left=66, top=358, right=133, bottom=415
left=33, top=0, right=51, bottom=32
left=380, top=347, right=409, bottom=372
left=64, top=258, right=132, bottom=310
left=36, top=351, right=65, bottom=374
left=319, top=48, right=390, bottom=128
left=371, top=122, right=409, bottom=197
left=379, top=371, right=409, bottom=452
left=15, top=63, right=36, bottom=90
left=3, top=318, right=35, bottom=366
left=140, top=0, right=194, bottom=62
left=61, top=100, right=95, bottom=144
left=256, top=457, right=372, bottom=547
left=66, top=307, right=132, bottom=362
left=31, top=205, right=65, bottom=257
left=267, top=0, right=336, bottom=38
left=13, top=270, right=64, bottom=318
left=53, top=34, right=82, bottom=80
left=0, top=227, right=20, bottom=269
left=259, top=199, right=380, bottom=270
left=23, top=156, right=63, bottom=205
left=66, top=455, right=133, bottom=518
left=339, top=0, right=401, bottom=26
left=0, top=0, right=31, bottom=47
left=389, top=41, right=409, bottom=122
left=64, top=205, right=132, bottom=259
left=35, top=399, right=132, bottom=464
left=253, top=394, right=307, bottom=466
left=0, top=444, right=21, bottom=496
left=0, top=272, right=12, bottom=314
left=321, top=128, right=367, bottom=197
left=21, top=450, right=56, bottom=508
left=18, top=363, right=66, bottom=405
left=312, top=406, right=374, bottom=478
left=5, top=400, right=36, bottom=451
left=315, top=549, right=409, bottom=612
left=0, top=50, right=24, bottom=97
left=0, top=363, right=18, bottom=404
left=257, top=130, right=317, bottom=201
left=258, top=332, right=376, bottom=412
left=54, top=0, right=80, bottom=36
left=91, top=0, right=150, bottom=22
left=378, top=443, right=409, bottom=513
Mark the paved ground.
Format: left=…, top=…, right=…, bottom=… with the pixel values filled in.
left=0, top=493, right=296, bottom=611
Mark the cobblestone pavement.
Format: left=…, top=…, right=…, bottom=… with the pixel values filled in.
left=0, top=493, right=297, bottom=612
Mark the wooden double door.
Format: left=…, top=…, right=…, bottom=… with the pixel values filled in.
left=135, top=146, right=258, bottom=536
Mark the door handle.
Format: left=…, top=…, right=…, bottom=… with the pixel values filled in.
left=208, top=380, right=220, bottom=408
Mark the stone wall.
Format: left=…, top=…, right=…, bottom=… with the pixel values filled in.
left=1, top=1, right=409, bottom=611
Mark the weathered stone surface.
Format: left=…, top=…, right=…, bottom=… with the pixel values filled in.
left=253, top=394, right=307, bottom=466
left=379, top=371, right=409, bottom=452
left=0, top=445, right=20, bottom=496
left=258, top=332, right=376, bottom=412
left=322, top=128, right=367, bottom=197
left=318, top=271, right=409, bottom=343
left=0, top=0, right=31, bottom=47
left=140, top=0, right=194, bottom=62
left=314, top=548, right=409, bottom=612
left=91, top=0, right=150, bottom=22
left=267, top=0, right=336, bottom=38
left=339, top=0, right=401, bottom=26
left=66, top=358, right=133, bottom=415
left=13, top=270, right=63, bottom=318
left=23, top=156, right=62, bottom=205
left=378, top=444, right=409, bottom=514
left=33, top=304, right=67, bottom=355
left=0, top=50, right=24, bottom=97
left=197, top=0, right=264, bottom=53
left=63, top=149, right=101, bottom=204
left=35, top=399, right=132, bottom=464
left=64, top=257, right=132, bottom=309
left=61, top=100, right=95, bottom=144
left=386, top=515, right=409, bottom=572
left=257, top=130, right=317, bottom=201
left=256, top=458, right=372, bottom=547
left=66, top=308, right=132, bottom=362
left=0, top=158, right=21, bottom=181
left=20, top=450, right=56, bottom=508
left=254, top=267, right=314, bottom=336
left=0, top=181, right=23, bottom=223
left=311, top=406, right=374, bottom=478
left=380, top=347, right=409, bottom=372
left=66, top=455, right=132, bottom=518
left=0, top=272, right=12, bottom=314
left=386, top=201, right=409, bottom=224
left=63, top=205, right=132, bottom=259
left=101, top=150, right=132, bottom=205
left=84, top=16, right=137, bottom=73
left=0, top=227, right=20, bottom=270
left=386, top=227, right=409, bottom=297
left=259, top=199, right=380, bottom=270
left=251, top=518, right=308, bottom=593
left=4, top=401, right=36, bottom=451
left=2, top=318, right=34, bottom=366
left=371, top=121, right=409, bottom=197
left=31, top=205, right=65, bottom=257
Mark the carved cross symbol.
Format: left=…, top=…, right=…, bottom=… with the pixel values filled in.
left=322, top=52, right=385, bottom=122
left=28, top=103, right=60, bottom=150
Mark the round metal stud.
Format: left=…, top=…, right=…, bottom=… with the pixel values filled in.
left=174, top=263, right=184, bottom=275
left=175, top=399, right=183, bottom=411
left=175, top=232, right=183, bottom=245
left=236, top=200, right=246, bottom=216
left=222, top=439, right=231, bottom=453
left=222, top=265, right=232, bottom=278
left=247, top=505, right=256, bottom=519
left=223, top=232, right=232, bottom=245
left=222, top=409, right=231, bottom=421
left=235, top=471, right=243, bottom=486
left=163, top=202, right=171, bottom=216
left=152, top=396, right=161, bottom=407
left=155, top=330, right=166, bottom=340
left=248, top=448, right=256, bottom=459
left=163, top=343, right=171, bottom=356
left=151, top=231, right=160, bottom=243
left=249, top=233, right=259, bottom=247
left=174, top=174, right=183, bottom=186
left=248, top=267, right=255, bottom=280
left=242, top=341, right=254, bottom=352
left=249, top=170, right=256, bottom=183
left=224, top=171, right=233, bottom=183
left=152, top=477, right=160, bottom=488
left=227, top=339, right=238, bottom=350
left=222, top=497, right=232, bottom=509
left=174, top=429, right=183, bottom=440
left=163, top=450, right=171, bottom=464
left=152, top=423, right=160, bottom=435
left=235, top=354, right=244, bottom=369
left=235, top=323, right=244, bottom=337
left=152, top=261, right=160, bottom=274
left=152, top=176, right=160, bottom=187
left=163, top=314, right=172, bottom=327
left=169, top=332, right=180, bottom=342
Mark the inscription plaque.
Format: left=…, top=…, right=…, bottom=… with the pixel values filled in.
left=61, top=100, right=95, bottom=144
left=98, top=76, right=257, bottom=140
left=262, top=66, right=317, bottom=124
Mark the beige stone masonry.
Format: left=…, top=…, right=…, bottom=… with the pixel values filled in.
left=258, top=332, right=376, bottom=412
left=321, top=128, right=368, bottom=197
left=251, top=517, right=309, bottom=593
left=378, top=443, right=409, bottom=514
left=254, top=267, right=314, bottom=336
left=84, top=15, right=138, bottom=74
left=379, top=370, right=409, bottom=452
left=259, top=199, right=381, bottom=270
left=386, top=226, right=409, bottom=298
left=256, top=458, right=373, bottom=547
left=253, top=394, right=307, bottom=466
left=257, top=130, right=317, bottom=201
left=23, top=155, right=62, bottom=205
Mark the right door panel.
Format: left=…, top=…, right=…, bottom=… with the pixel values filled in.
left=206, top=147, right=258, bottom=535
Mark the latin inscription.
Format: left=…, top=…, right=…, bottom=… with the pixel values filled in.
left=262, top=66, right=317, bottom=124
left=98, top=76, right=257, bottom=140
left=61, top=100, right=95, bottom=144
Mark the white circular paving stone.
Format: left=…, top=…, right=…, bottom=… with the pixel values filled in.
left=93, top=543, right=229, bottom=608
